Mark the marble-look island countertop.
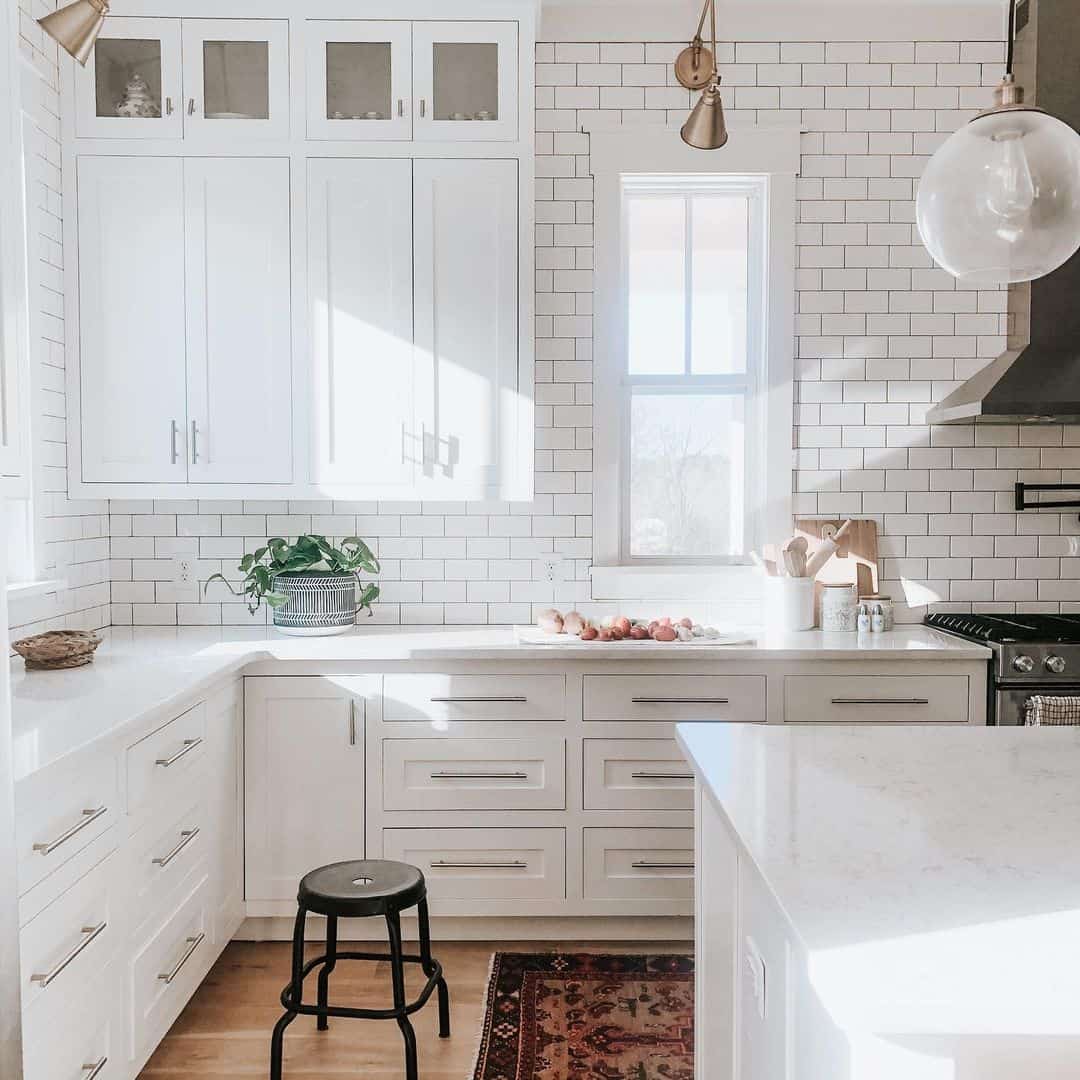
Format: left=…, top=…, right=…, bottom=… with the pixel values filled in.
left=9, top=624, right=987, bottom=783
left=678, top=722, right=1080, bottom=1075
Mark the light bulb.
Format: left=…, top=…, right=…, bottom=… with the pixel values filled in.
left=983, top=131, right=1035, bottom=220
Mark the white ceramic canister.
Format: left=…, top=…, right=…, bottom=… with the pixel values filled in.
left=821, top=583, right=859, bottom=632
left=764, top=576, right=815, bottom=632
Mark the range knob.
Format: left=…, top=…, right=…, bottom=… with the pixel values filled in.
left=1046, top=655, right=1068, bottom=675
left=1012, top=655, right=1036, bottom=674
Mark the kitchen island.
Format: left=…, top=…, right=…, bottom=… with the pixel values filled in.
left=678, top=722, right=1080, bottom=1080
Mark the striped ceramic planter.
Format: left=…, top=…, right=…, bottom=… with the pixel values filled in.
left=271, top=572, right=358, bottom=636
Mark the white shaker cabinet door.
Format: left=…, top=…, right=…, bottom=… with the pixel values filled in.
left=244, top=677, right=371, bottom=901
left=413, top=158, right=518, bottom=499
left=185, top=158, right=292, bottom=484
left=77, top=156, right=188, bottom=484
left=308, top=158, right=416, bottom=493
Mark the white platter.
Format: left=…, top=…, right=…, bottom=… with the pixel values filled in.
left=514, top=626, right=757, bottom=647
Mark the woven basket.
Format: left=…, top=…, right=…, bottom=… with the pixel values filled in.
left=13, top=630, right=103, bottom=670
left=272, top=572, right=358, bottom=636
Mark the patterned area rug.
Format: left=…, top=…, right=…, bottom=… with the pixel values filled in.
left=472, top=953, right=695, bottom=1079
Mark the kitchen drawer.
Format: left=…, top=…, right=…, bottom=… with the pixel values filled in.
left=382, top=827, right=565, bottom=901
left=16, top=752, right=119, bottom=897
left=128, top=795, right=208, bottom=931
left=383, top=738, right=565, bottom=811
left=583, top=675, right=765, bottom=723
left=383, top=674, right=565, bottom=723
left=19, top=851, right=117, bottom=1015
left=583, top=828, right=694, bottom=901
left=127, top=701, right=208, bottom=818
left=129, top=873, right=213, bottom=1063
left=784, top=675, right=970, bottom=724
left=22, top=957, right=120, bottom=1080
left=583, top=739, right=694, bottom=811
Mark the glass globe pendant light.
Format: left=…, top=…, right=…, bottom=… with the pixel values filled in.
left=916, top=0, right=1080, bottom=285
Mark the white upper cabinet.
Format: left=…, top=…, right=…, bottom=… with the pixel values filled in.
left=185, top=158, right=292, bottom=484
left=77, top=157, right=188, bottom=483
left=413, top=22, right=518, bottom=142
left=181, top=19, right=290, bottom=140
left=306, top=21, right=413, bottom=141
left=414, top=159, right=519, bottom=498
left=308, top=158, right=416, bottom=494
left=75, top=17, right=183, bottom=140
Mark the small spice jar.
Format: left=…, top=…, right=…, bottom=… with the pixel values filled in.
left=821, top=583, right=859, bottom=632
left=860, top=594, right=895, bottom=633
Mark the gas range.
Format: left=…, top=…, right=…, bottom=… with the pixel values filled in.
left=925, top=613, right=1080, bottom=724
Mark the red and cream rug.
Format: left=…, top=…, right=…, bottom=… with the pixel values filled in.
left=471, top=953, right=695, bottom=1079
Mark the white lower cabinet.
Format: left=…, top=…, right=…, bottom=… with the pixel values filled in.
left=583, top=827, right=695, bottom=902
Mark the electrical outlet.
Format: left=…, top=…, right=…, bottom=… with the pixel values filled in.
left=540, top=557, right=566, bottom=584
left=173, top=557, right=194, bottom=585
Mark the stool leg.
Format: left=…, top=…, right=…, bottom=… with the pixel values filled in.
left=270, top=905, right=307, bottom=1080
left=386, top=911, right=418, bottom=1080
left=316, top=915, right=338, bottom=1031
left=417, top=897, right=450, bottom=1038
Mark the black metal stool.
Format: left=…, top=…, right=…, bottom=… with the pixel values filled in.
left=270, top=859, right=450, bottom=1080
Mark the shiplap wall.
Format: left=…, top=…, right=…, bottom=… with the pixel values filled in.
left=9, top=0, right=111, bottom=638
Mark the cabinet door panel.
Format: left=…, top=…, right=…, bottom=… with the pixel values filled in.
left=185, top=158, right=292, bottom=484
left=244, top=677, right=370, bottom=901
left=78, top=156, right=188, bottom=483
left=308, top=159, right=415, bottom=492
left=414, top=159, right=518, bottom=498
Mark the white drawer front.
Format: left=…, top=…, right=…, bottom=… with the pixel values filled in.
left=16, top=753, right=119, bottom=897
left=383, top=738, right=566, bottom=811
left=583, top=675, right=766, bottom=723
left=583, top=739, right=694, bottom=811
left=784, top=675, right=970, bottom=724
left=19, top=852, right=117, bottom=1015
left=583, top=828, right=694, bottom=901
left=130, top=873, right=212, bottom=1062
left=129, top=795, right=208, bottom=928
left=383, top=674, right=565, bottom=723
left=127, top=702, right=208, bottom=818
left=383, top=827, right=565, bottom=901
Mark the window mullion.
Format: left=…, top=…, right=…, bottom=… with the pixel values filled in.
left=684, top=195, right=693, bottom=376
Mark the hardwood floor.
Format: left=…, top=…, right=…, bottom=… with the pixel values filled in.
left=140, top=939, right=693, bottom=1079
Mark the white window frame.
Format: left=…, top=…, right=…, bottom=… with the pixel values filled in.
left=589, top=125, right=797, bottom=598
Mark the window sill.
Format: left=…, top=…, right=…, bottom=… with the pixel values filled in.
left=590, top=565, right=762, bottom=603
left=7, top=578, right=67, bottom=600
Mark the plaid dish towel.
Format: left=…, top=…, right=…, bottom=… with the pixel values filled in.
left=1025, top=696, right=1080, bottom=726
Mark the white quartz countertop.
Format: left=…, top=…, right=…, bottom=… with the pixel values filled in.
left=9, top=624, right=986, bottom=783
left=677, top=722, right=1080, bottom=1043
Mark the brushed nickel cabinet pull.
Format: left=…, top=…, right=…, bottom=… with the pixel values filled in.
left=190, top=420, right=199, bottom=465
left=152, top=827, right=199, bottom=868
left=155, top=737, right=203, bottom=768
left=632, top=861, right=694, bottom=871
left=165, top=96, right=174, bottom=115
left=31, top=921, right=107, bottom=987
left=631, top=696, right=729, bottom=705
left=429, top=770, right=528, bottom=780
left=830, top=698, right=930, bottom=706
left=430, top=696, right=527, bottom=704
left=82, top=1058, right=108, bottom=1079
left=397, top=98, right=404, bottom=117
left=630, top=771, right=694, bottom=781
left=33, top=805, right=107, bottom=855
left=419, top=98, right=426, bottom=117
left=349, top=699, right=364, bottom=746
left=187, top=98, right=196, bottom=116
left=158, top=932, right=205, bottom=984
left=431, top=859, right=527, bottom=870
left=170, top=420, right=179, bottom=465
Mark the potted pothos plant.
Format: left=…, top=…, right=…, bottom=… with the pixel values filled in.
left=206, top=535, right=380, bottom=636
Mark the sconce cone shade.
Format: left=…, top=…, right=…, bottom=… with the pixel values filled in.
left=681, top=83, right=728, bottom=150
left=38, top=0, right=108, bottom=66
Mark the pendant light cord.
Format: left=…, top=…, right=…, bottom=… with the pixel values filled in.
left=1006, top=0, right=1017, bottom=75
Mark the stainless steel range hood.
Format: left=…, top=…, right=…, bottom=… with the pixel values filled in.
left=927, top=0, right=1080, bottom=425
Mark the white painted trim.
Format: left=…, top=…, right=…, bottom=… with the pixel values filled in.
left=540, top=1, right=1004, bottom=44
left=590, top=124, right=796, bottom=581
left=7, top=578, right=68, bottom=601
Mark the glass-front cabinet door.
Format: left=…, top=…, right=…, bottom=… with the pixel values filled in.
left=75, top=17, right=182, bottom=139
left=306, top=21, right=412, bottom=141
left=413, top=22, right=518, bottom=142
left=181, top=19, right=290, bottom=139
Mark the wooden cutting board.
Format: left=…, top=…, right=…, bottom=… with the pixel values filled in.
left=794, top=519, right=880, bottom=622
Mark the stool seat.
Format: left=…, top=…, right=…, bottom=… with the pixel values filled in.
left=299, top=859, right=426, bottom=917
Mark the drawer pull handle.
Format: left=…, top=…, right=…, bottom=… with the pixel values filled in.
left=829, top=698, right=930, bottom=706
left=632, top=861, right=694, bottom=871
left=429, top=770, right=529, bottom=780
left=31, top=921, right=107, bottom=987
left=153, top=827, right=200, bottom=868
left=630, top=697, right=729, bottom=705
left=82, top=1057, right=108, bottom=1079
left=155, top=737, right=203, bottom=768
left=158, top=932, right=205, bottom=984
left=349, top=699, right=364, bottom=746
left=430, top=696, right=528, bottom=704
left=431, top=860, right=528, bottom=870
left=630, top=771, right=695, bottom=781
left=33, top=805, right=107, bottom=855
